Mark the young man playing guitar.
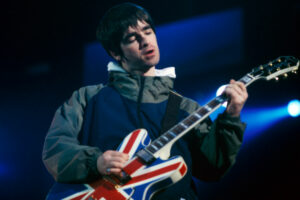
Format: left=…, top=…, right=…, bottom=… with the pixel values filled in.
left=43, top=3, right=248, bottom=200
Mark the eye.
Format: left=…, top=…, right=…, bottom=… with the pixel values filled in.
left=123, top=34, right=137, bottom=44
left=144, top=29, right=153, bottom=35
left=127, top=35, right=136, bottom=42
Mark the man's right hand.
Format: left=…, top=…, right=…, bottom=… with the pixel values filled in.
left=97, top=150, right=129, bottom=176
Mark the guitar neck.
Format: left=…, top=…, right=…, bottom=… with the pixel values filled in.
left=137, top=56, right=299, bottom=160
left=145, top=73, right=256, bottom=157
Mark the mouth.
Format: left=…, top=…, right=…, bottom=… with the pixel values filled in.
left=143, top=49, right=155, bottom=57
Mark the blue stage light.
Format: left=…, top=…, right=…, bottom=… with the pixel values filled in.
left=287, top=99, right=300, bottom=117
left=0, top=163, right=9, bottom=177
left=242, top=106, right=289, bottom=142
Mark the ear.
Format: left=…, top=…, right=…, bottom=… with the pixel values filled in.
left=109, top=51, right=121, bottom=62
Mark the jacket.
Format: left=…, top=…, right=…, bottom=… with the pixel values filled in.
left=42, top=64, right=246, bottom=199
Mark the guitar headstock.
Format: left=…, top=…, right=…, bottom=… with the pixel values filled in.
left=250, top=56, right=299, bottom=81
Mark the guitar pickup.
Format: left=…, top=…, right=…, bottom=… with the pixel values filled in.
left=136, top=149, right=156, bottom=164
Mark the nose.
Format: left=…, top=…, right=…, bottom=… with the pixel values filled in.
left=138, top=34, right=149, bottom=49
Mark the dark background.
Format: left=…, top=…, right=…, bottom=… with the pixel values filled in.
left=1, top=0, right=299, bottom=199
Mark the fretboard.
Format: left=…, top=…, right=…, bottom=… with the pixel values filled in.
left=145, top=73, right=255, bottom=155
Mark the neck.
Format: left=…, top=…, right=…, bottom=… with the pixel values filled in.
left=143, top=67, right=156, bottom=76
left=122, top=65, right=156, bottom=76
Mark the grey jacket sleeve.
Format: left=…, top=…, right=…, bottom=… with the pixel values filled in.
left=181, top=97, right=246, bottom=181
left=42, top=84, right=104, bottom=183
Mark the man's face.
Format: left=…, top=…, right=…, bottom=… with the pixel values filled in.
left=117, top=20, right=160, bottom=74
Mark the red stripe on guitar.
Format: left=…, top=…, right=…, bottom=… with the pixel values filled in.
left=125, top=162, right=181, bottom=185
left=86, top=180, right=127, bottom=200
left=179, top=163, right=187, bottom=176
left=68, top=192, right=89, bottom=200
left=122, top=157, right=145, bottom=175
left=122, top=129, right=141, bottom=154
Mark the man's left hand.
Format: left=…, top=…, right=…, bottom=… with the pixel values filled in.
left=224, top=79, right=248, bottom=117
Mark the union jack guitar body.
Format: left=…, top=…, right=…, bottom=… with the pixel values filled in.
left=47, top=129, right=187, bottom=200
left=46, top=56, right=299, bottom=200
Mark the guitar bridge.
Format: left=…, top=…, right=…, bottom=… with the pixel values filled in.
left=103, top=170, right=131, bottom=186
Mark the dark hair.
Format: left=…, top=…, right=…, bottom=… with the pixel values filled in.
left=96, top=3, right=155, bottom=58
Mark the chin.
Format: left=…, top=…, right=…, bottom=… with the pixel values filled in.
left=147, top=56, right=160, bottom=67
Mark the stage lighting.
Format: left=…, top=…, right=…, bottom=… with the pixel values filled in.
left=287, top=99, right=300, bottom=117
left=216, top=84, right=227, bottom=107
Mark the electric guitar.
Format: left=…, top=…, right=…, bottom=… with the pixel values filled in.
left=47, top=56, right=299, bottom=200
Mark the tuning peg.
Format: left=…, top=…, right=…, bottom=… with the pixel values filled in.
left=274, top=77, right=279, bottom=81
left=292, top=70, right=298, bottom=74
left=276, top=58, right=282, bottom=63
left=283, top=73, right=288, bottom=78
left=268, top=62, right=273, bottom=66
left=276, top=67, right=281, bottom=71
left=259, top=65, right=264, bottom=70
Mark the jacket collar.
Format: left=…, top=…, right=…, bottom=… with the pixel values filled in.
left=107, top=62, right=175, bottom=103
left=107, top=61, right=176, bottom=78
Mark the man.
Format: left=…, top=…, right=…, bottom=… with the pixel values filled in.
left=43, top=3, right=248, bottom=199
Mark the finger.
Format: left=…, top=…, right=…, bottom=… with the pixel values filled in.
left=234, top=81, right=247, bottom=93
left=227, top=82, right=245, bottom=98
left=226, top=88, right=246, bottom=106
left=103, top=152, right=128, bottom=165
left=107, top=161, right=126, bottom=169
left=225, top=85, right=242, bottom=98
left=110, top=156, right=129, bottom=164
left=232, top=83, right=248, bottom=100
left=231, top=84, right=244, bottom=97
left=109, top=151, right=129, bottom=160
left=229, top=79, right=246, bottom=93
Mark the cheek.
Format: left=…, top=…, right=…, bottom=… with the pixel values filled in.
left=122, top=46, right=139, bottom=59
left=151, top=35, right=158, bottom=46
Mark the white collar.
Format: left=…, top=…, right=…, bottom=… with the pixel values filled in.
left=107, top=61, right=176, bottom=78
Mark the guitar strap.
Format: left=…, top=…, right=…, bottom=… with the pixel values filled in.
left=160, top=90, right=183, bottom=133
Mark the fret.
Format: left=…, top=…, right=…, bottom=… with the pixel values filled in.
left=204, top=105, right=212, bottom=111
left=194, top=112, right=202, bottom=118
left=172, top=124, right=185, bottom=134
left=215, top=95, right=225, bottom=103
left=161, top=135, right=169, bottom=142
left=180, top=122, right=188, bottom=129
left=151, top=144, right=159, bottom=150
left=240, top=74, right=253, bottom=85
left=155, top=140, right=164, bottom=147
left=191, top=115, right=201, bottom=122
left=164, top=132, right=173, bottom=140
left=184, top=114, right=200, bottom=126
left=207, top=99, right=219, bottom=108
left=167, top=131, right=177, bottom=138
left=198, top=108, right=208, bottom=116
left=183, top=117, right=194, bottom=126
left=147, top=145, right=157, bottom=153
